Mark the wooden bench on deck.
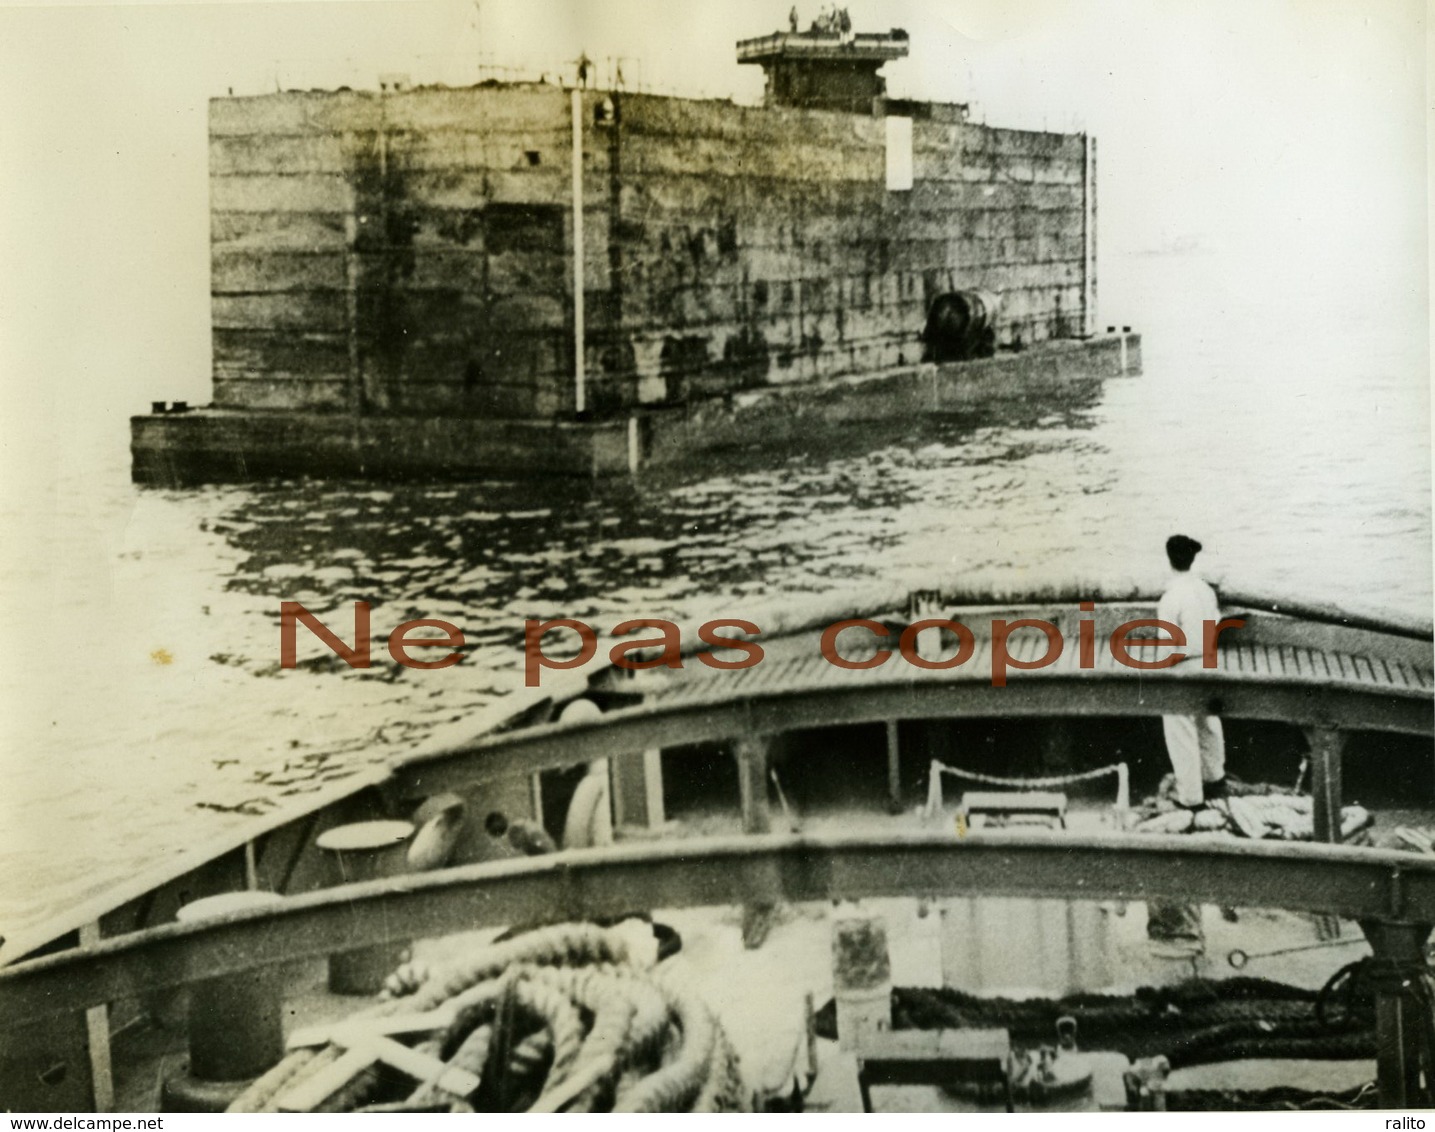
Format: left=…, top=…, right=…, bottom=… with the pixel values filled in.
left=960, top=791, right=1067, bottom=830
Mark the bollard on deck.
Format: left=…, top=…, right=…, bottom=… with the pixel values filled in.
left=316, top=820, right=415, bottom=996
left=161, top=890, right=286, bottom=1112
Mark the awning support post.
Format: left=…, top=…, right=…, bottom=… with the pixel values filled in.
left=735, top=735, right=775, bottom=949
left=1360, top=919, right=1434, bottom=1109
left=78, top=922, right=113, bottom=1113
left=1305, top=727, right=1345, bottom=843
left=885, top=720, right=902, bottom=814
left=736, top=735, right=772, bottom=836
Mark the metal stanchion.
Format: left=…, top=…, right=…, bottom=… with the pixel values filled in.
left=162, top=890, right=286, bottom=1112
left=316, top=820, right=415, bottom=995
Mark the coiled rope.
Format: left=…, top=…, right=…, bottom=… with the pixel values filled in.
left=228, top=921, right=746, bottom=1113
left=1166, top=1082, right=1377, bottom=1111
left=849, top=972, right=1378, bottom=1071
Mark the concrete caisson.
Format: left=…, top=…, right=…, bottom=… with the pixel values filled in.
left=135, top=20, right=1131, bottom=484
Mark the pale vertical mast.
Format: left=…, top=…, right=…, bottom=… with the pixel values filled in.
left=1083, top=133, right=1097, bottom=338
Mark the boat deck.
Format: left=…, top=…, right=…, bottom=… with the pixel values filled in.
left=3, top=585, right=1430, bottom=1111
left=80, top=847, right=1400, bottom=1112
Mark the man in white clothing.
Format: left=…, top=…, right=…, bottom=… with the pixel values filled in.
left=1147, top=534, right=1231, bottom=946
left=1157, top=534, right=1227, bottom=808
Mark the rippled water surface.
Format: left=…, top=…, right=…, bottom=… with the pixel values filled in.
left=1, top=249, right=1429, bottom=947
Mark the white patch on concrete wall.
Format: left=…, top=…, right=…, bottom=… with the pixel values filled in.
left=885, top=115, right=913, bottom=191
left=630, top=335, right=668, bottom=404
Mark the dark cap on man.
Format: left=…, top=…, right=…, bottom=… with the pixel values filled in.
left=1166, top=534, right=1203, bottom=571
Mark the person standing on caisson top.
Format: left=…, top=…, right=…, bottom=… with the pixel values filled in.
left=1157, top=534, right=1228, bottom=809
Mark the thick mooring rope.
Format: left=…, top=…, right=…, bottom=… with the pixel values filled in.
left=228, top=921, right=745, bottom=1114
left=872, top=973, right=1377, bottom=1069
left=1166, top=1082, right=1378, bottom=1111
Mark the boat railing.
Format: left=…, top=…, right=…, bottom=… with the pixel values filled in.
left=3, top=830, right=1434, bottom=1032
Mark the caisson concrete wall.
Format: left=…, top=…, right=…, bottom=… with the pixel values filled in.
left=207, top=84, right=1094, bottom=420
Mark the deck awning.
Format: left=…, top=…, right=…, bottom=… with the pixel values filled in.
left=393, top=599, right=1432, bottom=799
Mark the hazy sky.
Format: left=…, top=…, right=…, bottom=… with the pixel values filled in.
left=0, top=0, right=1427, bottom=489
